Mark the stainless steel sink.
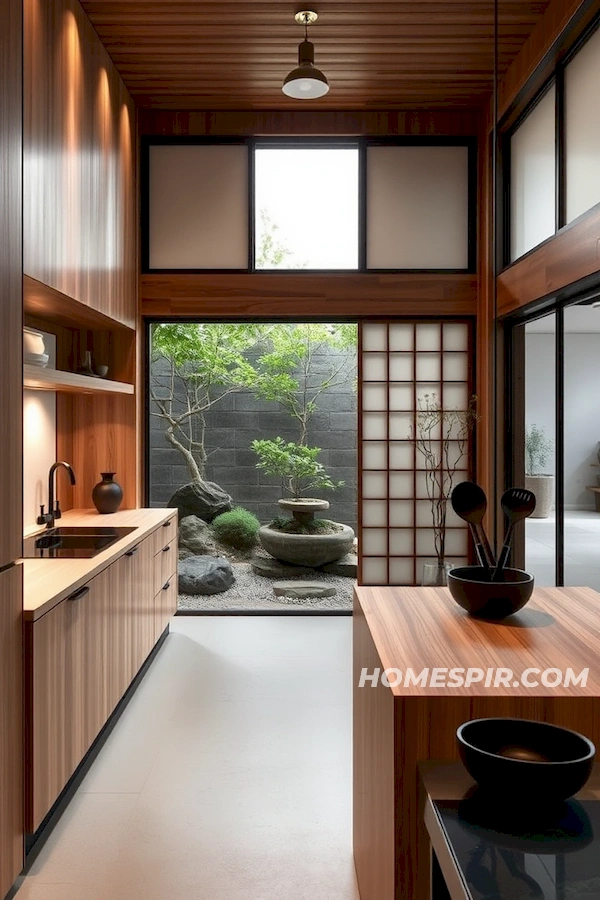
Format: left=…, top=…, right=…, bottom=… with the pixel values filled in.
left=23, top=526, right=136, bottom=559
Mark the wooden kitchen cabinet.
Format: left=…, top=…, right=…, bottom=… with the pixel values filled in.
left=25, top=523, right=175, bottom=833
left=0, top=566, right=23, bottom=898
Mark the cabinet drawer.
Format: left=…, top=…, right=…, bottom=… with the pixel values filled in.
left=151, top=515, right=177, bottom=556
left=155, top=575, right=177, bottom=639
left=153, top=535, right=177, bottom=595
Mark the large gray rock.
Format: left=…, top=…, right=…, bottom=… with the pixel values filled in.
left=168, top=481, right=233, bottom=523
left=178, top=556, right=235, bottom=595
left=273, top=581, right=337, bottom=599
left=321, top=553, right=358, bottom=577
left=179, top=515, right=216, bottom=555
left=251, top=555, right=316, bottom=579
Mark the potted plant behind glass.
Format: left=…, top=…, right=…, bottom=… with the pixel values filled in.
left=412, top=392, right=479, bottom=586
left=525, top=424, right=554, bottom=518
left=251, top=438, right=355, bottom=567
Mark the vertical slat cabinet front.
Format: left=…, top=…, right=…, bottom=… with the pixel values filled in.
left=130, top=536, right=156, bottom=673
left=359, top=321, right=472, bottom=586
left=0, top=566, right=23, bottom=895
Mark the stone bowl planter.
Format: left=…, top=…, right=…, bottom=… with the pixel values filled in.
left=258, top=521, right=355, bottom=568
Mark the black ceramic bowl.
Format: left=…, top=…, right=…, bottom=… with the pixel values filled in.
left=448, top=565, right=534, bottom=619
left=457, top=718, right=596, bottom=802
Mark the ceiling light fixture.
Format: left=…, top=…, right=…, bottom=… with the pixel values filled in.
left=282, top=10, right=329, bottom=99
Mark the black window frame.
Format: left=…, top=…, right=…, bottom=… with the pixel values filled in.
left=140, top=135, right=477, bottom=276
left=500, top=11, right=600, bottom=271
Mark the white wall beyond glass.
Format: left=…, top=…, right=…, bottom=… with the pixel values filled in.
left=565, top=25, right=600, bottom=223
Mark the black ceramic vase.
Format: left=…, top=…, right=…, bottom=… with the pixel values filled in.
left=92, top=472, right=123, bottom=514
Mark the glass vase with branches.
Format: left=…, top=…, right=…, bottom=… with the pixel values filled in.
left=412, top=392, right=479, bottom=584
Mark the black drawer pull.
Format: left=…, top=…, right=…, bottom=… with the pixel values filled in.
left=68, top=585, right=90, bottom=602
left=163, top=580, right=171, bottom=591
left=125, top=546, right=139, bottom=557
left=162, top=545, right=170, bottom=553
left=162, top=520, right=171, bottom=528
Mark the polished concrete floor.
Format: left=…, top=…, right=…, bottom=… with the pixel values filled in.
left=19, top=617, right=358, bottom=900
left=526, top=509, right=600, bottom=590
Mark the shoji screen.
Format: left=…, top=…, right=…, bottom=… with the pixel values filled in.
left=359, top=321, right=471, bottom=585
left=565, top=26, right=600, bottom=224
left=149, top=144, right=248, bottom=269
left=510, top=85, right=556, bottom=262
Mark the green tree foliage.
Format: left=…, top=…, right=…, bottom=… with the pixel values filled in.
left=250, top=323, right=357, bottom=497
left=150, top=323, right=266, bottom=483
left=251, top=438, right=344, bottom=499
left=525, top=424, right=553, bottom=475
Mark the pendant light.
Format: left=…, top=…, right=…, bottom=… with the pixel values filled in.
left=282, top=10, right=329, bottom=99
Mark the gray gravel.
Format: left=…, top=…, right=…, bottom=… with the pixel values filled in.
left=177, top=561, right=354, bottom=611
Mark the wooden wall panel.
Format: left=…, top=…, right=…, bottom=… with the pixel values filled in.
left=497, top=203, right=600, bottom=316
left=0, top=566, right=23, bottom=896
left=0, top=0, right=23, bottom=567
left=139, top=109, right=480, bottom=138
left=24, top=0, right=137, bottom=328
left=141, top=273, right=477, bottom=319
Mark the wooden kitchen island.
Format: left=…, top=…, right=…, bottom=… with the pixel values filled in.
left=353, top=584, right=600, bottom=900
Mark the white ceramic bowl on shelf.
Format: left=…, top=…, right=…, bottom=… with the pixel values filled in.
left=23, top=327, right=46, bottom=356
left=24, top=351, right=49, bottom=368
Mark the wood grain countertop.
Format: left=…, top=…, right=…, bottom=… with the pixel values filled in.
left=22, top=508, right=177, bottom=621
left=354, top=584, right=600, bottom=698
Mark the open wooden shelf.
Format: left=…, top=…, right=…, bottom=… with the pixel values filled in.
left=23, top=365, right=134, bottom=395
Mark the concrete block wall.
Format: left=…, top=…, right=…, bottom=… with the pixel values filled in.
left=149, top=345, right=357, bottom=530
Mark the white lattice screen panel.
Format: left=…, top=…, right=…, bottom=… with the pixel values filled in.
left=359, top=321, right=473, bottom=585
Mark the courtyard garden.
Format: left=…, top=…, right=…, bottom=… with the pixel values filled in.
left=149, top=322, right=358, bottom=611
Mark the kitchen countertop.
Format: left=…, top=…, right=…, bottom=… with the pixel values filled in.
left=22, top=508, right=177, bottom=621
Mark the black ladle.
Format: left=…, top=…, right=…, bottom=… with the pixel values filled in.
left=451, top=482, right=495, bottom=572
left=492, top=487, right=536, bottom=582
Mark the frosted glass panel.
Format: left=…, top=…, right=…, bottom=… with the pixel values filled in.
left=416, top=323, right=441, bottom=351
left=389, top=530, right=413, bottom=555
left=389, top=413, right=413, bottom=440
left=443, top=384, right=469, bottom=410
left=149, top=145, right=248, bottom=269
left=416, top=354, right=441, bottom=381
left=389, top=559, right=413, bottom=583
left=510, top=85, right=556, bottom=261
left=363, top=384, right=387, bottom=411
left=362, top=412, right=387, bottom=440
left=363, top=353, right=387, bottom=381
left=367, top=146, right=470, bottom=269
left=389, top=472, right=413, bottom=498
left=362, top=441, right=387, bottom=469
left=362, top=529, right=388, bottom=555
left=362, top=323, right=388, bottom=351
left=389, top=354, right=413, bottom=381
left=363, top=472, right=387, bottom=498
left=389, top=325, right=414, bottom=351
left=389, top=384, right=413, bottom=411
left=565, top=26, right=600, bottom=223
left=443, top=323, right=469, bottom=351
left=389, top=442, right=413, bottom=469
left=362, top=500, right=388, bottom=527
left=416, top=530, right=436, bottom=556
left=389, top=501, right=414, bottom=527
left=443, top=352, right=469, bottom=381
left=445, top=529, right=469, bottom=556
left=362, top=558, right=388, bottom=584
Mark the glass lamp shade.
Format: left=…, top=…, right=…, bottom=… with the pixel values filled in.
left=282, top=39, right=329, bottom=98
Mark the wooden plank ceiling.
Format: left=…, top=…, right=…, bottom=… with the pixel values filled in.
left=79, top=0, right=552, bottom=110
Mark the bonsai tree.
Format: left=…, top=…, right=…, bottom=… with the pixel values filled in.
left=525, top=424, right=553, bottom=475
left=150, top=323, right=265, bottom=483
left=412, top=392, right=479, bottom=574
left=251, top=438, right=343, bottom=500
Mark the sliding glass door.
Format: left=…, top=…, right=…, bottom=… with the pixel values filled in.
left=511, top=298, right=600, bottom=590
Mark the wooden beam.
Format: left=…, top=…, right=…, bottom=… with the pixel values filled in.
left=140, top=273, right=477, bottom=319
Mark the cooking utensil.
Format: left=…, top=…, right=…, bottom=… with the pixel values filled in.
left=492, top=487, right=536, bottom=582
left=450, top=481, right=495, bottom=571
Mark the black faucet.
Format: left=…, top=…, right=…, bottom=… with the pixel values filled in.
left=37, top=462, right=77, bottom=529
